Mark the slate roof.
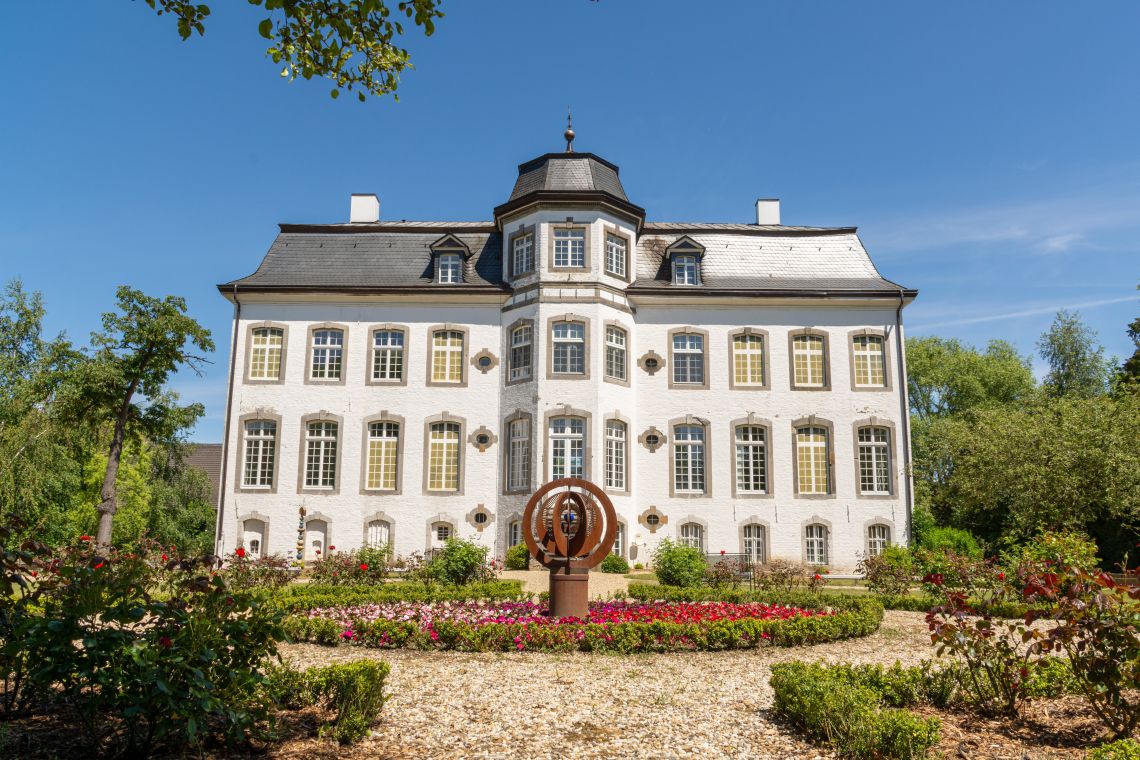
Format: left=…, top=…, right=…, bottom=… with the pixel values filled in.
left=508, top=153, right=628, bottom=202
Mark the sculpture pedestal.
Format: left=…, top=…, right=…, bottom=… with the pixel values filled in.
left=548, top=567, right=590, bottom=619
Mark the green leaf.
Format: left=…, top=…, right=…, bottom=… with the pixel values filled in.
left=258, top=19, right=273, bottom=39
left=330, top=88, right=339, bottom=99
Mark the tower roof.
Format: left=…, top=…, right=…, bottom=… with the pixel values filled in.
left=495, top=151, right=645, bottom=224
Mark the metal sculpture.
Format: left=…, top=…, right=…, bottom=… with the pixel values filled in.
left=521, top=478, right=618, bottom=619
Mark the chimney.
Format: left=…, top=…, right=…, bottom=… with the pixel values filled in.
left=755, top=198, right=780, bottom=226
left=350, top=193, right=380, bottom=223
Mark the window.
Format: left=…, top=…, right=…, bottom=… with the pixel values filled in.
left=605, top=233, right=627, bottom=278
left=795, top=426, right=830, bottom=495
left=792, top=334, right=826, bottom=387
left=605, top=420, right=627, bottom=490
left=673, top=424, right=706, bottom=493
left=366, top=519, right=391, bottom=548
left=242, top=420, right=276, bottom=488
left=431, top=522, right=452, bottom=547
left=437, top=253, right=462, bottom=284
left=427, top=422, right=461, bottom=492
left=310, top=329, right=343, bottom=381
left=249, top=327, right=283, bottom=381
left=248, top=538, right=261, bottom=557
left=512, top=232, right=534, bottom=276
left=431, top=330, right=464, bottom=384
left=805, top=524, right=829, bottom=565
left=304, top=421, right=338, bottom=489
left=734, top=425, right=767, bottom=494
left=509, top=325, right=532, bottom=382
left=853, top=335, right=886, bottom=387
left=552, top=322, right=585, bottom=375
left=858, top=427, right=892, bottom=495
left=242, top=519, right=266, bottom=558
left=507, top=418, right=530, bottom=491
left=365, top=421, right=399, bottom=491
left=743, top=524, right=766, bottom=563
left=613, top=523, right=626, bottom=558
left=671, top=333, right=705, bottom=385
left=509, top=520, right=522, bottom=547
left=673, top=254, right=698, bottom=285
left=867, top=524, right=891, bottom=556
left=549, top=417, right=585, bottom=479
left=371, top=329, right=404, bottom=382
left=553, top=228, right=586, bottom=268
left=680, top=523, right=705, bottom=552
left=732, top=333, right=765, bottom=386
left=604, top=325, right=627, bottom=381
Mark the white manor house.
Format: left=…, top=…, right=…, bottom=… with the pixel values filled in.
left=214, top=138, right=917, bottom=571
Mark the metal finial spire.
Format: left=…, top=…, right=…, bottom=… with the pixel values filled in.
left=564, top=109, right=575, bottom=153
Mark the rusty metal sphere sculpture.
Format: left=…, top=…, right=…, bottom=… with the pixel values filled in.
left=522, top=478, right=617, bottom=571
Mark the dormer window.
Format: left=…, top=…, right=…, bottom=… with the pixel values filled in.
left=429, top=233, right=471, bottom=285
left=438, top=253, right=461, bottom=284
left=666, top=236, right=704, bottom=286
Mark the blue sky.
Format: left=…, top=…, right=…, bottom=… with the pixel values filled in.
left=1, top=1, right=1137, bottom=441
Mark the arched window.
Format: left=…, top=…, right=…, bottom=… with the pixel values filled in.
left=427, top=422, right=461, bottom=492
left=805, top=524, right=829, bottom=565
left=857, top=427, right=891, bottom=495
left=249, top=327, right=284, bottom=380
left=867, top=524, right=891, bottom=556
left=605, top=420, right=627, bottom=490
left=310, top=328, right=344, bottom=380
left=732, top=333, right=765, bottom=386
left=743, top=524, right=766, bottom=564
left=679, top=523, right=705, bottom=552
left=242, top=420, right=276, bottom=487
left=734, top=425, right=767, bottom=494
left=304, top=421, right=338, bottom=488
left=795, top=426, right=830, bottom=495
left=371, top=329, right=405, bottom=382
left=366, top=519, right=391, bottom=549
left=852, top=335, right=886, bottom=387
left=430, top=330, right=465, bottom=384
left=549, top=417, right=585, bottom=479
left=365, top=421, right=399, bottom=491
left=507, top=417, right=531, bottom=491
left=673, top=424, right=706, bottom=493
left=509, top=520, right=522, bottom=547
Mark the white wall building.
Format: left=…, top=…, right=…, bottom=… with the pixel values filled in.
left=214, top=139, right=917, bottom=571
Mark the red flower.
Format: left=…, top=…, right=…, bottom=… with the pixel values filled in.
left=80, top=535, right=91, bottom=541
left=161, top=553, right=168, bottom=562
left=93, top=562, right=104, bottom=570
left=997, top=572, right=1005, bottom=581
left=360, top=563, right=369, bottom=571
left=328, top=545, right=336, bottom=551
left=720, top=550, right=726, bottom=555
left=813, top=573, right=822, bottom=580
left=316, top=549, right=321, bottom=555
left=235, top=547, right=246, bottom=558
left=159, top=636, right=172, bottom=649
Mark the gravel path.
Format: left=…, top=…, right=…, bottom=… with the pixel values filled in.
left=277, top=611, right=932, bottom=759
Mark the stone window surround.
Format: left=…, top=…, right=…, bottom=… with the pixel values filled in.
left=501, top=511, right=523, bottom=550
left=507, top=224, right=537, bottom=280
left=848, top=328, right=893, bottom=392
left=425, top=324, right=470, bottom=388
left=738, top=516, right=773, bottom=563
left=727, top=327, right=771, bottom=390
left=676, top=515, right=709, bottom=550
left=546, top=313, right=591, bottom=381
left=471, top=349, right=499, bottom=375
left=504, top=317, right=535, bottom=387
left=358, top=411, right=405, bottom=496
left=667, top=327, right=711, bottom=390
left=362, top=511, right=396, bottom=549
left=728, top=414, right=775, bottom=499
left=304, top=511, right=334, bottom=558
left=863, top=517, right=897, bottom=556
left=787, top=328, right=832, bottom=391
left=602, top=320, right=631, bottom=387
left=801, top=516, right=833, bottom=566
left=422, top=412, right=467, bottom=496
left=303, top=322, right=349, bottom=386
left=602, top=411, right=632, bottom=495
left=243, top=321, right=289, bottom=385
left=791, top=416, right=836, bottom=499
left=668, top=415, right=712, bottom=499
left=638, top=426, right=667, bottom=453
left=612, top=518, right=629, bottom=558
left=364, top=323, right=409, bottom=387
left=542, top=406, right=593, bottom=482
left=236, top=511, right=271, bottom=554
left=466, top=504, right=495, bottom=533
left=547, top=219, right=592, bottom=272
left=468, top=425, right=497, bottom=452
left=638, top=506, right=668, bottom=533
left=234, top=410, right=282, bottom=494
left=297, top=411, right=344, bottom=495
left=852, top=417, right=900, bottom=499
left=425, top=513, right=459, bottom=548
left=502, top=409, right=534, bottom=495
left=637, top=350, right=665, bottom=376
left=600, top=222, right=634, bottom=283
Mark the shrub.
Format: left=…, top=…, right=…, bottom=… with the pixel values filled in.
left=600, top=553, right=630, bottom=574
left=1003, top=530, right=1100, bottom=574
left=1089, top=739, right=1140, bottom=760
left=753, top=558, right=809, bottom=593
left=858, top=545, right=916, bottom=596
left=704, top=557, right=743, bottom=588
left=308, top=546, right=391, bottom=586
left=770, top=662, right=941, bottom=760
left=266, top=661, right=390, bottom=743
left=652, top=539, right=706, bottom=588
left=505, top=542, right=531, bottom=570
left=633, top=562, right=644, bottom=570
left=427, top=538, right=494, bottom=585
left=918, top=526, right=982, bottom=558
left=268, top=580, right=526, bottom=613
left=223, top=550, right=293, bottom=590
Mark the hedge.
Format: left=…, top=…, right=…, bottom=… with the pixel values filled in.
left=267, top=580, right=526, bottom=613
left=770, top=661, right=942, bottom=760
left=265, top=660, right=390, bottom=743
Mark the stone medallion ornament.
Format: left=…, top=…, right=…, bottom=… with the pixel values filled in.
left=521, top=478, right=618, bottom=619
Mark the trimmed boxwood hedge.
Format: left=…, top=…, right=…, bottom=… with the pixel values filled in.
left=267, top=580, right=526, bottom=613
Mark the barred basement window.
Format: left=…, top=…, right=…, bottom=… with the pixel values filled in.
left=305, top=421, right=338, bottom=489
left=853, top=335, right=886, bottom=387
left=427, top=422, right=461, bottom=492
left=249, top=327, right=283, bottom=380
left=366, top=519, right=391, bottom=548
left=858, top=427, right=891, bottom=494
left=366, top=421, right=399, bottom=491
left=243, top=420, right=276, bottom=487
left=372, top=329, right=405, bottom=381
left=605, top=325, right=627, bottom=381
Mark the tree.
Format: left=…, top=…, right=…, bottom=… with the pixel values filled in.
left=81, top=287, right=214, bottom=548
left=1119, top=286, right=1140, bottom=384
left=906, top=336, right=1036, bottom=421
left=143, top=0, right=444, bottom=101
left=1038, top=309, right=1111, bottom=398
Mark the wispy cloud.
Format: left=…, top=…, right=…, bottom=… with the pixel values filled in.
left=909, top=295, right=1137, bottom=331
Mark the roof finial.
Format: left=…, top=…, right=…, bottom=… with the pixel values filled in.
left=564, top=108, right=575, bottom=153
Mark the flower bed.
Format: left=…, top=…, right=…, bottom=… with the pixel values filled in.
left=281, top=598, right=873, bottom=652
